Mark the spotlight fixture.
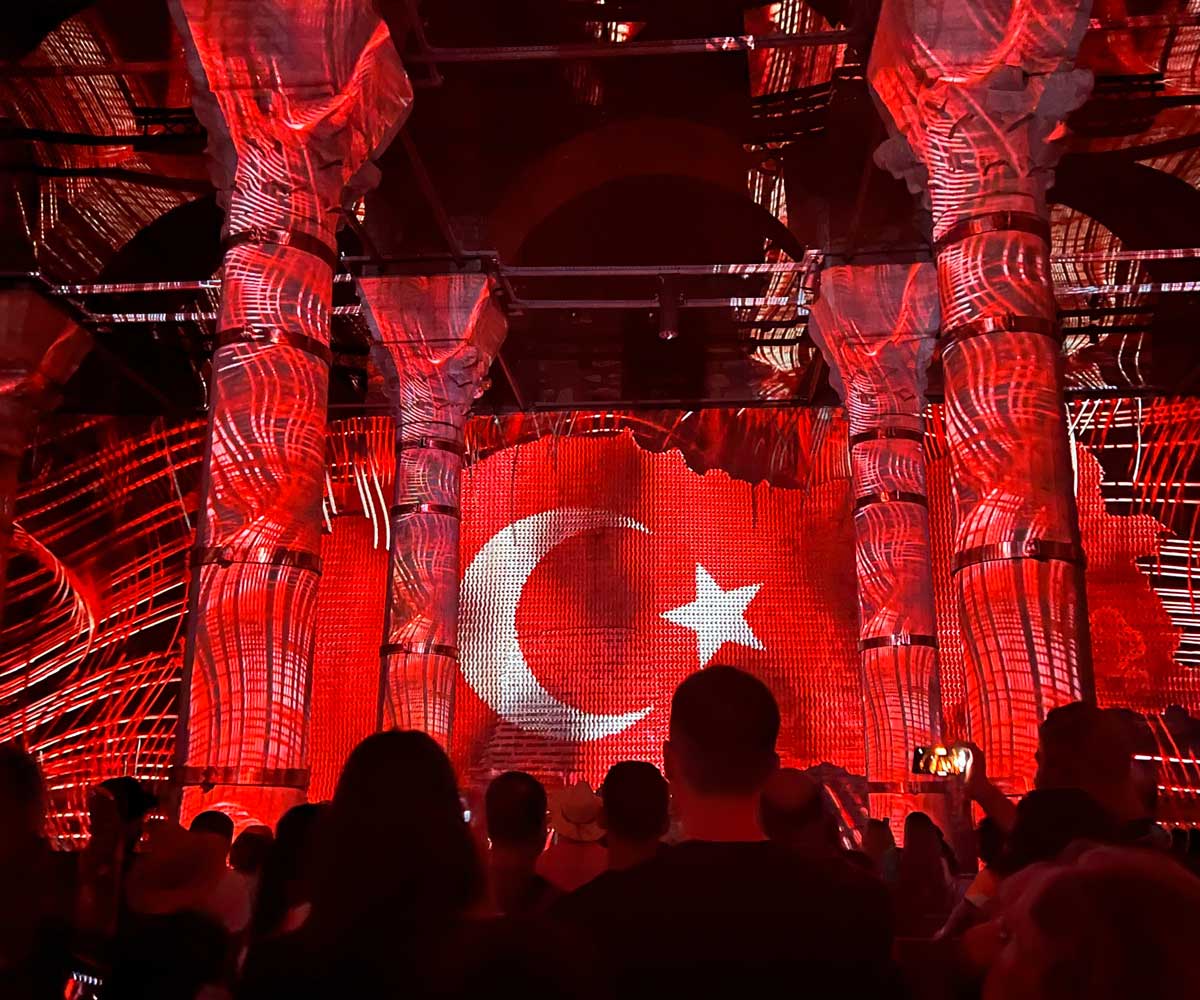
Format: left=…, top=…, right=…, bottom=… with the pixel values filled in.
left=657, top=275, right=681, bottom=341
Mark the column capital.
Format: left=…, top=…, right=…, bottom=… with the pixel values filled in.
left=808, top=262, right=939, bottom=409
left=358, top=274, right=508, bottom=422
left=169, top=0, right=412, bottom=247
left=868, top=0, right=1094, bottom=230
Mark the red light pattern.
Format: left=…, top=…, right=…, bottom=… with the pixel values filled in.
left=870, top=0, right=1096, bottom=788
left=1, top=417, right=201, bottom=842
left=452, top=431, right=865, bottom=786
left=3, top=403, right=1200, bottom=835
left=810, top=263, right=943, bottom=826
left=308, top=515, right=389, bottom=801
left=358, top=276, right=506, bottom=744
left=169, top=0, right=411, bottom=825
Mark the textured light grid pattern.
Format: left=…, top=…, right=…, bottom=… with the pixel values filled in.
left=4, top=404, right=1200, bottom=833
left=453, top=430, right=864, bottom=792
left=307, top=515, right=389, bottom=800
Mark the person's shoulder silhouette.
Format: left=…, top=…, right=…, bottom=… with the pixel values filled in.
left=553, top=668, right=894, bottom=1000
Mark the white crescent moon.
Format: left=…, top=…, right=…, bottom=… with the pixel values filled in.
left=460, top=507, right=654, bottom=741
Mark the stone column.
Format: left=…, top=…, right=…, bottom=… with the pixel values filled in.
left=0, top=288, right=90, bottom=623
left=358, top=275, right=506, bottom=745
left=169, top=0, right=410, bottom=824
left=870, top=0, right=1095, bottom=789
left=809, top=263, right=943, bottom=827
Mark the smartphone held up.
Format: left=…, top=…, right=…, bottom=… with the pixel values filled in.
left=912, top=743, right=973, bottom=777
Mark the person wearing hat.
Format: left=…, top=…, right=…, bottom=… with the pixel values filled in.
left=126, top=820, right=252, bottom=935
left=104, top=821, right=242, bottom=998
left=536, top=780, right=608, bottom=893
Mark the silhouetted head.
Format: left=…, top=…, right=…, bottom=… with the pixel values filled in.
left=230, top=825, right=273, bottom=875
left=99, top=776, right=157, bottom=825
left=311, top=730, right=482, bottom=942
left=600, top=761, right=669, bottom=843
left=0, top=742, right=46, bottom=851
left=862, top=818, right=895, bottom=860
left=1036, top=704, right=1133, bottom=798
left=998, top=789, right=1118, bottom=876
left=250, top=803, right=325, bottom=941
left=980, top=847, right=1200, bottom=1000
left=759, top=768, right=839, bottom=851
left=902, top=812, right=945, bottom=865
left=977, top=817, right=1006, bottom=868
left=189, top=811, right=234, bottom=850
left=95, top=776, right=157, bottom=855
left=664, top=666, right=780, bottom=797
left=486, top=771, right=547, bottom=855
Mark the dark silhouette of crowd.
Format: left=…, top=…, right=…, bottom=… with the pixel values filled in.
left=3, top=666, right=1199, bottom=1000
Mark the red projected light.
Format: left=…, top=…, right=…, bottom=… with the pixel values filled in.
left=451, top=430, right=865, bottom=788
left=6, top=405, right=1200, bottom=834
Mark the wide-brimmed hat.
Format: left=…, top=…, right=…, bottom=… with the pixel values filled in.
left=549, top=780, right=605, bottom=842
left=125, top=820, right=229, bottom=916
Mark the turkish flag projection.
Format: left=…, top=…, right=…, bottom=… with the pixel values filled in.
left=453, top=431, right=865, bottom=789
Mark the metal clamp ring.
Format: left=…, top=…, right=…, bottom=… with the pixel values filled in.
left=222, top=227, right=339, bottom=269
left=854, top=490, right=928, bottom=511
left=194, top=545, right=322, bottom=575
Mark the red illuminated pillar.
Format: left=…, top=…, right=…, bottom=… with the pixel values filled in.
left=357, top=275, right=506, bottom=745
left=0, top=288, right=90, bottom=625
left=169, top=0, right=410, bottom=823
left=870, top=0, right=1094, bottom=789
left=810, top=263, right=943, bottom=826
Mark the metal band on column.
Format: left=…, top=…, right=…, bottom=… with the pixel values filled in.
left=216, top=326, right=334, bottom=365
left=952, top=539, right=1086, bottom=574
left=859, top=634, right=939, bottom=651
left=398, top=437, right=466, bottom=455
left=932, top=210, right=1051, bottom=253
left=941, top=315, right=1059, bottom=351
left=222, top=227, right=340, bottom=269
left=849, top=426, right=925, bottom=446
left=177, top=765, right=310, bottom=789
left=854, top=490, right=929, bottom=511
left=390, top=502, right=460, bottom=519
left=380, top=641, right=459, bottom=660
left=193, top=545, right=323, bottom=574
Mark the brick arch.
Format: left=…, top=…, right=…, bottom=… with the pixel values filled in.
left=489, top=117, right=752, bottom=261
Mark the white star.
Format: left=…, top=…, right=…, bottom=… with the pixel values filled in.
left=662, top=565, right=764, bottom=667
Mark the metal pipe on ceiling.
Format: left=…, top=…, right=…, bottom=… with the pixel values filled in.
left=403, top=31, right=854, bottom=63
left=502, top=260, right=819, bottom=276
left=47, top=251, right=1200, bottom=298
left=0, top=60, right=174, bottom=78
left=511, top=296, right=805, bottom=310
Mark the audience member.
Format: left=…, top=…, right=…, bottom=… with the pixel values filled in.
left=966, top=702, right=1151, bottom=843
left=965, top=817, right=1005, bottom=907
left=537, top=780, right=607, bottom=891
left=12, top=679, right=1194, bottom=1000
left=485, top=771, right=557, bottom=916
left=239, top=730, right=482, bottom=999
left=189, top=811, right=235, bottom=854
left=970, top=846, right=1200, bottom=999
left=0, top=744, right=75, bottom=1000
left=936, top=818, right=1007, bottom=939
left=229, top=825, right=273, bottom=908
left=758, top=767, right=841, bottom=854
left=598, top=761, right=669, bottom=871
left=249, top=804, right=325, bottom=943
left=96, top=776, right=157, bottom=867
left=126, top=821, right=251, bottom=936
left=554, top=666, right=895, bottom=1000
left=863, top=817, right=900, bottom=883
left=120, top=821, right=245, bottom=994
left=106, top=911, right=228, bottom=1000
left=895, top=812, right=955, bottom=937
